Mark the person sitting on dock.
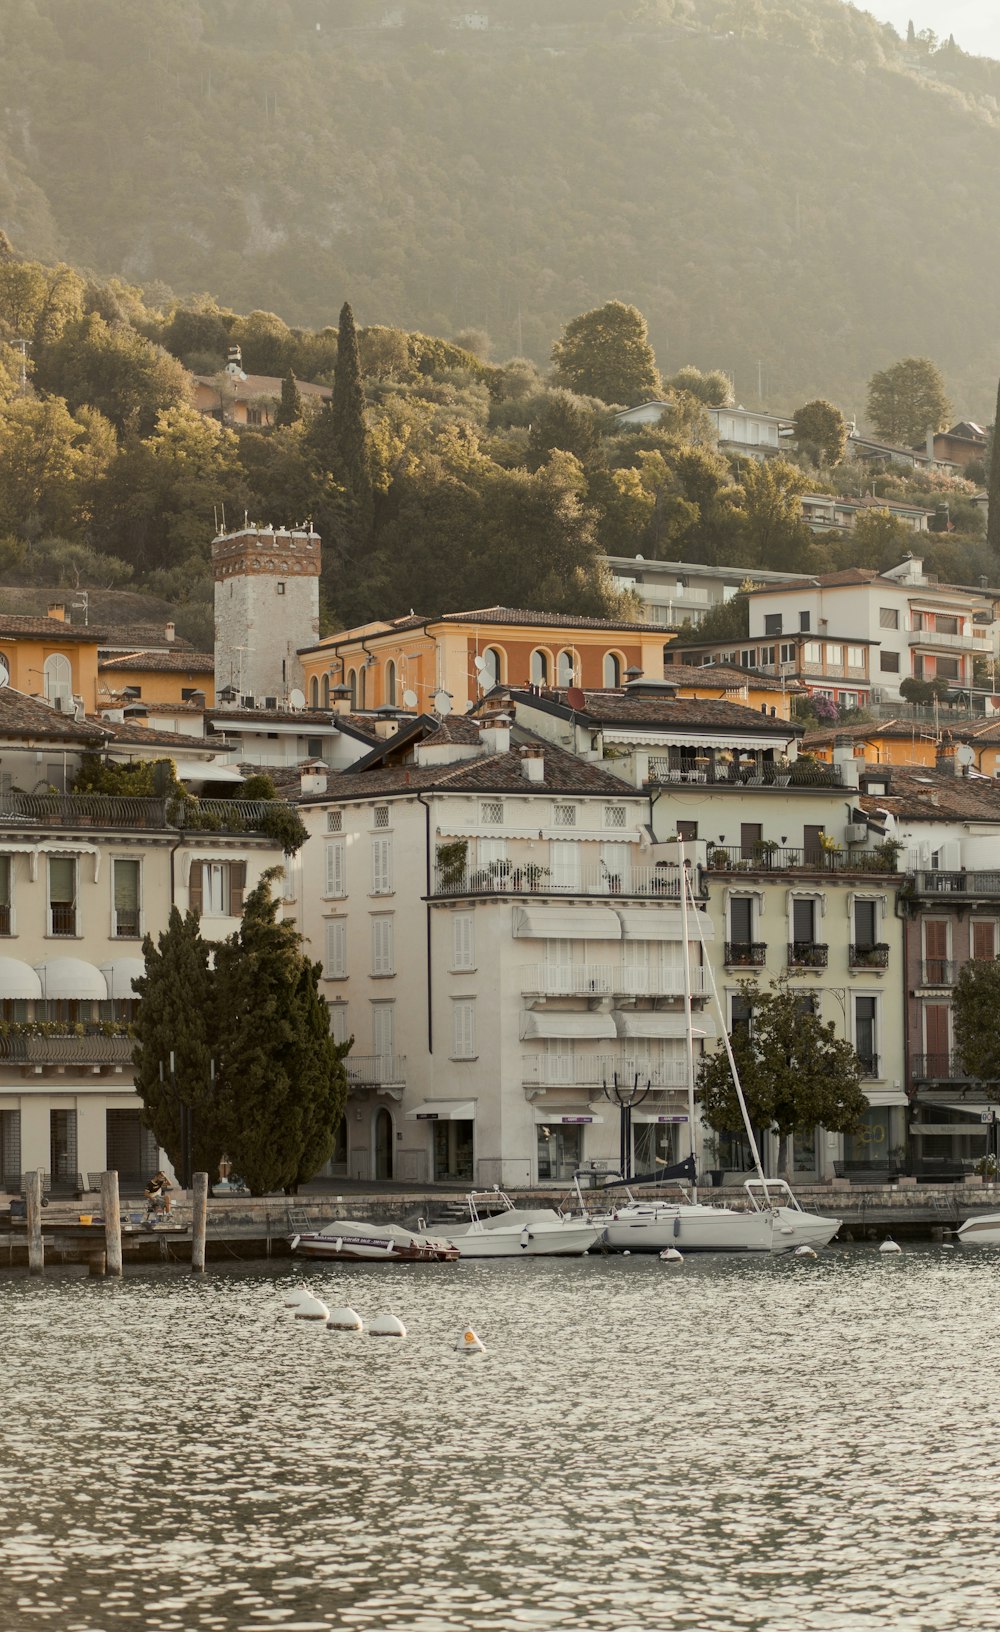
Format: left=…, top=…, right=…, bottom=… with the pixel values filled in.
left=145, top=1171, right=173, bottom=1216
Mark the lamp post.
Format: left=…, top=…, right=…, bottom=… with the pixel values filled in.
left=602, top=1072, right=651, bottom=1181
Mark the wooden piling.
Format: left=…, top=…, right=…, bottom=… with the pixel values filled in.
left=25, top=1169, right=44, bottom=1275
left=87, top=1251, right=106, bottom=1277
left=100, top=1171, right=123, bottom=1277
left=191, top=1172, right=208, bottom=1273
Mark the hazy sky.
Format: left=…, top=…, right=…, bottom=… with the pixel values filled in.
left=860, top=0, right=1000, bottom=57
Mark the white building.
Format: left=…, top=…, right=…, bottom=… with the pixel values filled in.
left=605, top=555, right=803, bottom=629
left=213, top=524, right=321, bottom=707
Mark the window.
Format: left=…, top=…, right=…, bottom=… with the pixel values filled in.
left=741, top=649, right=755, bottom=669
left=50, top=1108, right=77, bottom=1184
left=553, top=804, right=577, bottom=827
left=804, top=641, right=823, bottom=665
left=480, top=800, right=503, bottom=825
left=190, top=860, right=246, bottom=918
left=740, top=822, right=762, bottom=860
left=936, top=657, right=960, bottom=680
left=307, top=737, right=323, bottom=759
left=327, top=810, right=343, bottom=833
left=372, top=1002, right=395, bottom=1061
left=880, top=607, right=899, bottom=629
left=826, top=643, right=843, bottom=667
left=358, top=668, right=367, bottom=709
left=972, top=920, right=997, bottom=961
left=452, top=999, right=476, bottom=1059
left=604, top=805, right=627, bottom=828
left=0, top=855, right=12, bottom=935
left=799, top=611, right=811, bottom=633
left=792, top=897, right=817, bottom=943
left=880, top=651, right=900, bottom=673
left=371, top=916, right=394, bottom=976
left=43, top=653, right=72, bottom=708
left=760, top=646, right=775, bottom=665
left=385, top=660, right=396, bottom=707
left=372, top=835, right=393, bottom=896
left=846, top=646, right=865, bottom=668
left=48, top=856, right=77, bottom=936
left=347, top=669, right=358, bottom=709
left=452, top=912, right=475, bottom=970
left=112, top=859, right=141, bottom=938
left=855, top=996, right=878, bottom=1075
left=677, top=820, right=698, bottom=843
left=321, top=674, right=331, bottom=709
left=310, top=677, right=319, bottom=707
left=604, top=653, right=622, bottom=688
left=325, top=838, right=345, bottom=896
left=557, top=649, right=575, bottom=687
left=374, top=806, right=390, bottom=829
left=780, top=643, right=796, bottom=664
left=276, top=582, right=286, bottom=596
left=937, top=615, right=959, bottom=636
left=482, top=647, right=502, bottom=687
left=325, top=920, right=347, bottom=979
left=911, top=612, right=925, bottom=633
left=731, top=993, right=753, bottom=1037
left=328, top=1002, right=349, bottom=1045
left=530, top=650, right=549, bottom=685
left=764, top=614, right=782, bottom=636
left=854, top=899, right=878, bottom=949
left=551, top=841, right=582, bottom=891
left=730, top=897, right=754, bottom=943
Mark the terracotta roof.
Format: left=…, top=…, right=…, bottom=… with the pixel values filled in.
left=0, top=614, right=185, bottom=648
left=99, top=651, right=214, bottom=674
left=302, top=605, right=658, bottom=650
left=93, top=716, right=233, bottom=752
left=858, top=768, right=1000, bottom=822
left=303, top=732, right=637, bottom=803
left=194, top=372, right=331, bottom=402
left=502, top=687, right=800, bottom=735
left=0, top=688, right=107, bottom=744
left=802, top=720, right=939, bottom=748
left=747, top=568, right=882, bottom=593
left=662, top=662, right=801, bottom=695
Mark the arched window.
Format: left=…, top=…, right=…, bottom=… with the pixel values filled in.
left=603, top=652, right=622, bottom=688
left=309, top=676, right=319, bottom=708
left=530, top=649, right=549, bottom=686
left=557, top=649, right=575, bottom=688
left=385, top=660, right=396, bottom=707
left=482, top=647, right=502, bottom=687
left=359, top=668, right=367, bottom=709
left=43, top=653, right=72, bottom=707
left=347, top=668, right=358, bottom=709
left=321, top=673, right=330, bottom=709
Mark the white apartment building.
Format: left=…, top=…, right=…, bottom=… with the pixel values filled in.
left=605, top=555, right=803, bottom=629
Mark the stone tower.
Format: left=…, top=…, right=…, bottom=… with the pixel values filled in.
left=212, top=524, right=320, bottom=706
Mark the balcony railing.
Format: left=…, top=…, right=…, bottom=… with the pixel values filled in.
left=0, top=1028, right=134, bottom=1065
left=49, top=904, right=77, bottom=936
left=788, top=941, right=829, bottom=968
left=647, top=760, right=845, bottom=790
left=913, top=871, right=1000, bottom=897
left=849, top=944, right=890, bottom=970
left=907, top=629, right=984, bottom=649
left=0, top=792, right=281, bottom=837
left=910, top=1053, right=974, bottom=1083
left=521, top=963, right=706, bottom=998
left=708, top=845, right=898, bottom=875
left=433, top=864, right=694, bottom=899
left=919, top=959, right=957, bottom=985
left=345, top=1053, right=406, bottom=1088
left=857, top=1054, right=880, bottom=1079
left=724, top=941, right=767, bottom=967
left=522, top=1053, right=692, bottom=1090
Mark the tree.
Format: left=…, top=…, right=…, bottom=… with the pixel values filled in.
left=331, top=300, right=372, bottom=506
left=730, top=456, right=812, bottom=570
left=274, top=370, right=303, bottom=428
left=678, top=585, right=755, bottom=642
left=793, top=399, right=847, bottom=466
left=697, top=979, right=868, bottom=1177
left=953, top=961, right=1000, bottom=1088
left=213, top=869, right=348, bottom=1194
left=0, top=396, right=115, bottom=540
left=664, top=365, right=732, bottom=407
left=849, top=507, right=913, bottom=569
left=132, top=908, right=223, bottom=1179
left=551, top=300, right=661, bottom=406
left=866, top=357, right=951, bottom=447
left=526, top=389, right=603, bottom=468
left=36, top=313, right=192, bottom=437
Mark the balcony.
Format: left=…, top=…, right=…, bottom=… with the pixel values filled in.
left=521, top=963, right=706, bottom=998
left=647, top=759, right=845, bottom=790
left=918, top=959, right=957, bottom=985
left=907, top=628, right=984, bottom=650
left=433, top=864, right=694, bottom=900
left=49, top=904, right=77, bottom=936
left=522, top=1053, right=691, bottom=1090
left=724, top=941, right=767, bottom=968
left=0, top=792, right=282, bottom=838
left=345, top=1053, right=406, bottom=1089
left=850, top=944, right=890, bottom=970
left=857, top=1054, right=880, bottom=1079
left=708, top=845, right=898, bottom=875
left=0, top=1027, right=134, bottom=1066
left=788, top=941, right=829, bottom=969
left=913, top=871, right=1000, bottom=898
left=910, top=1053, right=974, bottom=1083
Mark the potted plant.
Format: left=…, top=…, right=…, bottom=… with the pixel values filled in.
left=710, top=847, right=730, bottom=870
left=752, top=838, right=779, bottom=870
left=701, top=1132, right=726, bottom=1187
left=522, top=862, right=550, bottom=891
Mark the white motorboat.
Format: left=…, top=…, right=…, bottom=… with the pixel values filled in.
left=583, top=1177, right=840, bottom=1254
left=443, top=1191, right=602, bottom=1258
left=956, top=1212, right=1000, bottom=1246
left=291, top=1220, right=459, bottom=1262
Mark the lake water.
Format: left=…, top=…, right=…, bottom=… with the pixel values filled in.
left=3, top=1247, right=1000, bottom=1632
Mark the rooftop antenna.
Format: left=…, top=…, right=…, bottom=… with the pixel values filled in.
left=71, top=592, right=89, bottom=626
left=213, top=504, right=219, bottom=533
left=220, top=502, right=227, bottom=532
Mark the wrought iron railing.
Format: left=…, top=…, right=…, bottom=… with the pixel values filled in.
left=857, top=1054, right=880, bottom=1079
left=0, top=1029, right=134, bottom=1064
left=724, top=942, right=767, bottom=967
left=708, top=844, right=898, bottom=874
left=788, top=941, right=829, bottom=968
left=910, top=1053, right=973, bottom=1082
left=919, top=959, right=957, bottom=985
left=913, top=871, right=1000, bottom=897
left=433, top=864, right=694, bottom=899
left=0, top=792, right=281, bottom=837
left=647, top=760, right=844, bottom=789
left=850, top=944, right=890, bottom=970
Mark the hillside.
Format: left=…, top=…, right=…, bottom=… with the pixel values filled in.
left=1, top=0, right=1000, bottom=416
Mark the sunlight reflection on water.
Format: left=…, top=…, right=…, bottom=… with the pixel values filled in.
left=3, top=1247, right=1000, bottom=1631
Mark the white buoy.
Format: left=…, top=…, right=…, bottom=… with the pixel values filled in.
left=941, top=1242, right=955, bottom=1250
left=456, top=1327, right=485, bottom=1354
left=879, top=1238, right=902, bottom=1255
left=294, top=1293, right=330, bottom=1320
left=794, top=1245, right=818, bottom=1259
left=369, top=1313, right=407, bottom=1339
left=622, top=1249, right=631, bottom=1257
left=327, top=1306, right=364, bottom=1332
left=659, top=1246, right=684, bottom=1263
left=283, top=1286, right=308, bottom=1308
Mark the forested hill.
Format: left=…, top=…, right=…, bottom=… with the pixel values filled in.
left=2, top=0, right=1000, bottom=414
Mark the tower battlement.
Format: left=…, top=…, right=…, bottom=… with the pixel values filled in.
left=212, top=526, right=321, bottom=584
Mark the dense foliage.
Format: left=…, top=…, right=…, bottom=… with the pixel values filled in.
left=952, top=961, right=1000, bottom=1089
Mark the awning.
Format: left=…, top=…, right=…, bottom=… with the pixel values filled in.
left=520, top=1011, right=618, bottom=1041
left=615, top=907, right=715, bottom=943
left=533, top=1108, right=604, bottom=1125
left=35, top=959, right=108, bottom=1001
left=174, top=760, right=245, bottom=784
left=614, top=1011, right=717, bottom=1040
left=405, top=1101, right=477, bottom=1122
left=0, top=958, right=42, bottom=1000
left=631, top=1110, right=690, bottom=1124
left=99, top=958, right=147, bottom=1001
left=512, top=906, right=621, bottom=941
left=605, top=729, right=789, bottom=752
left=911, top=1123, right=989, bottom=1137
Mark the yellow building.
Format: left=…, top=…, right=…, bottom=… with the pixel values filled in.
left=658, top=661, right=801, bottom=722
left=98, top=651, right=215, bottom=708
left=802, top=718, right=1000, bottom=776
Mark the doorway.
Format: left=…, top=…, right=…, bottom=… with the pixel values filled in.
left=375, top=1107, right=394, bottom=1180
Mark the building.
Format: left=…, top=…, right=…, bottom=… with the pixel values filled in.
left=213, top=524, right=321, bottom=707
left=98, top=650, right=216, bottom=709
left=0, top=607, right=189, bottom=716
left=298, top=606, right=670, bottom=717
left=612, top=402, right=793, bottom=460
left=800, top=493, right=933, bottom=535
left=193, top=346, right=331, bottom=428
left=930, top=422, right=987, bottom=471
left=604, top=554, right=803, bottom=629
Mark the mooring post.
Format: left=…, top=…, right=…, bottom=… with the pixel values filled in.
left=25, top=1169, right=44, bottom=1275
left=100, top=1171, right=123, bottom=1277
left=191, top=1172, right=208, bottom=1273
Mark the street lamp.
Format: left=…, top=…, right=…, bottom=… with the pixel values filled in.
left=602, top=1072, right=651, bottom=1181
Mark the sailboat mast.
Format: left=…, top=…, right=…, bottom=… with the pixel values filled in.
left=676, top=839, right=699, bottom=1203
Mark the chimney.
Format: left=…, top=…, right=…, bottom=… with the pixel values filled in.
left=226, top=344, right=244, bottom=375
left=831, top=732, right=860, bottom=790
left=936, top=740, right=960, bottom=777
left=189, top=690, right=206, bottom=709
left=299, top=760, right=328, bottom=798
left=478, top=711, right=511, bottom=756
left=47, top=602, right=66, bottom=622
left=164, top=622, right=176, bottom=643
left=520, top=744, right=545, bottom=783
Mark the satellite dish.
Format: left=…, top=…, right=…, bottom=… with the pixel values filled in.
left=566, top=685, right=585, bottom=710
left=432, top=689, right=453, bottom=718
left=289, top=687, right=305, bottom=710
left=402, top=689, right=418, bottom=709
left=473, top=655, right=487, bottom=671
left=0, top=654, right=9, bottom=688
left=956, top=743, right=975, bottom=767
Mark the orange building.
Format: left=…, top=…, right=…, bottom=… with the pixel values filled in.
left=802, top=717, right=1000, bottom=777
left=657, top=661, right=801, bottom=722
left=98, top=650, right=216, bottom=708
left=299, top=607, right=672, bottom=715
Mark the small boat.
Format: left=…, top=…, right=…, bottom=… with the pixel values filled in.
left=290, top=1220, right=459, bottom=1262
left=956, top=1213, right=1000, bottom=1246
left=586, top=1177, right=840, bottom=1254
left=442, top=1190, right=602, bottom=1258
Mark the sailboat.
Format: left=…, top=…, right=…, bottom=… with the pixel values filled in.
left=581, top=843, right=842, bottom=1254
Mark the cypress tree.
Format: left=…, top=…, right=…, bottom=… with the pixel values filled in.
left=988, top=373, right=1000, bottom=562
left=331, top=300, right=373, bottom=517
left=274, top=369, right=303, bottom=428
left=132, top=908, right=223, bottom=1177
left=288, top=960, right=351, bottom=1191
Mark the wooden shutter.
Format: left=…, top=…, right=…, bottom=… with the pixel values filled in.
left=924, top=1003, right=950, bottom=1073
left=452, top=913, right=474, bottom=970
left=972, top=920, right=996, bottom=961
left=372, top=1003, right=395, bottom=1058
left=189, top=863, right=203, bottom=915
left=325, top=840, right=344, bottom=897
left=230, top=861, right=246, bottom=915
left=453, top=999, right=475, bottom=1059
left=372, top=836, right=392, bottom=895
left=924, top=920, right=949, bottom=982
left=325, top=920, right=346, bottom=979
left=372, top=917, right=393, bottom=975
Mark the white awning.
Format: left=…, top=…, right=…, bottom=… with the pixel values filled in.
left=174, top=760, right=245, bottom=784
left=405, top=1101, right=477, bottom=1122
left=604, top=729, right=789, bottom=752
left=35, top=959, right=108, bottom=1001
left=0, top=958, right=42, bottom=1000
left=512, top=906, right=621, bottom=941
left=614, top=1011, right=717, bottom=1040
left=521, top=1011, right=618, bottom=1041
left=616, top=908, right=684, bottom=940
left=99, top=958, right=147, bottom=1001
left=533, top=1108, right=604, bottom=1125
left=861, top=1086, right=909, bottom=1108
